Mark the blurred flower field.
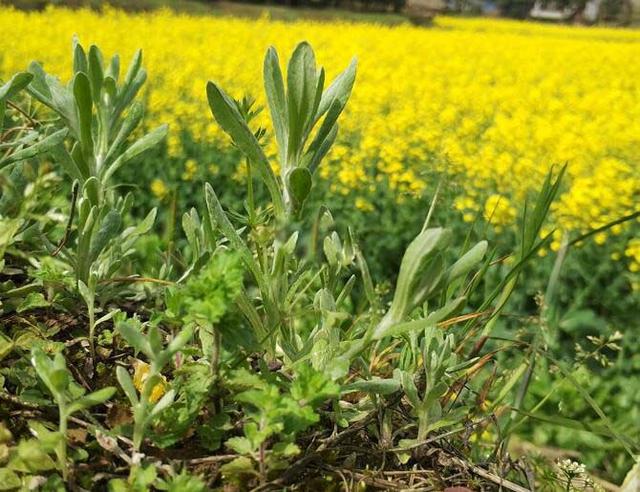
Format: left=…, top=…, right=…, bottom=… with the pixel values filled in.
left=1, top=7, right=639, bottom=272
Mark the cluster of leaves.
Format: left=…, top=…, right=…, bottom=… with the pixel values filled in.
left=0, top=38, right=635, bottom=492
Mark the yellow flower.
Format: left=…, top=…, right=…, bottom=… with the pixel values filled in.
left=483, top=194, right=516, bottom=229
left=355, top=197, right=373, bottom=212
left=3, top=6, right=638, bottom=248
left=150, top=179, right=169, bottom=200
left=182, top=158, right=198, bottom=181
left=594, top=232, right=607, bottom=245
left=132, top=360, right=167, bottom=404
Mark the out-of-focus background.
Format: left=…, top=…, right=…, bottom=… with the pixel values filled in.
left=2, top=0, right=640, bottom=23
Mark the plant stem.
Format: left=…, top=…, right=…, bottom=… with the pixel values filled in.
left=88, top=299, right=96, bottom=359
left=57, top=402, right=68, bottom=481
left=258, top=441, right=266, bottom=485
left=246, top=157, right=256, bottom=224
left=211, top=328, right=220, bottom=379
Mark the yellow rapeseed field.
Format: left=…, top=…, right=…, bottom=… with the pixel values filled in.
left=1, top=7, right=640, bottom=268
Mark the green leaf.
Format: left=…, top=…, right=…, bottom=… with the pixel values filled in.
left=67, top=386, right=116, bottom=415
left=225, top=436, right=255, bottom=455
left=15, top=439, right=56, bottom=472
left=73, top=72, right=94, bottom=160
left=263, top=47, right=288, bottom=164
left=375, top=318, right=435, bottom=340
left=116, top=366, right=139, bottom=406
left=384, top=228, right=452, bottom=325
left=87, top=45, right=104, bottom=104
left=77, top=279, right=94, bottom=307
left=287, top=167, right=312, bottom=210
left=89, top=209, right=122, bottom=261
left=304, top=122, right=337, bottom=175
left=343, top=377, right=400, bottom=396
left=315, top=56, right=357, bottom=123
left=49, top=144, right=84, bottom=182
left=206, top=81, right=284, bottom=217
left=16, top=292, right=50, bottom=314
left=116, top=319, right=152, bottom=357
left=425, top=296, right=467, bottom=325
left=204, top=183, right=266, bottom=294
left=0, top=71, right=32, bottom=130
left=0, top=72, right=33, bottom=102
left=104, top=101, right=143, bottom=165
left=446, top=240, right=488, bottom=283
left=291, top=365, right=339, bottom=407
left=220, top=456, right=255, bottom=479
left=30, top=347, right=58, bottom=398
left=70, top=141, right=91, bottom=179
left=148, top=325, right=163, bottom=355
left=0, top=129, right=68, bottom=171
left=112, top=49, right=145, bottom=121
left=149, top=389, right=175, bottom=418
left=107, top=54, right=120, bottom=81
left=396, top=370, right=420, bottom=409
left=83, top=176, right=101, bottom=207
left=286, top=42, right=318, bottom=161
left=102, top=124, right=167, bottom=183
left=50, top=369, right=69, bottom=392
left=0, top=469, right=21, bottom=490
left=166, top=325, right=193, bottom=355
left=122, top=49, right=143, bottom=92
left=72, top=39, right=88, bottom=74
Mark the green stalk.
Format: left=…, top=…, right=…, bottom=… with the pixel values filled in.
left=133, top=363, right=159, bottom=451
left=88, top=297, right=96, bottom=359
left=57, top=400, right=68, bottom=481
left=211, top=328, right=221, bottom=379
left=246, top=157, right=256, bottom=224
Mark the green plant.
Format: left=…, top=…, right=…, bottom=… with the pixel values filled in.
left=203, top=41, right=491, bottom=375
left=394, top=327, right=469, bottom=447
left=0, top=71, right=67, bottom=271
left=115, top=315, right=193, bottom=453
left=221, top=366, right=339, bottom=484
left=0, top=72, right=67, bottom=174
left=30, top=347, right=115, bottom=480
left=166, top=251, right=244, bottom=376
left=26, top=40, right=166, bottom=355
left=1, top=35, right=626, bottom=490
left=203, top=42, right=361, bottom=363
